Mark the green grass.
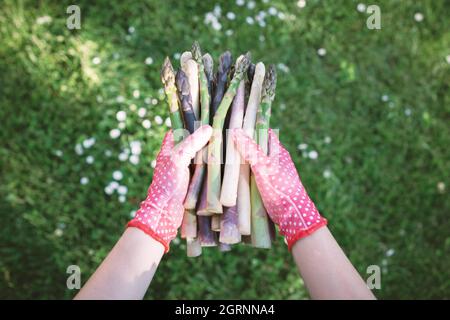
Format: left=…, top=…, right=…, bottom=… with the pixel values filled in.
left=0, top=0, right=449, bottom=299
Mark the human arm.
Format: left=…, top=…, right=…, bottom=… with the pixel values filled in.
left=232, top=128, right=375, bottom=300
left=75, top=125, right=212, bottom=300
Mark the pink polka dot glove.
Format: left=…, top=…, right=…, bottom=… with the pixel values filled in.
left=128, top=125, right=212, bottom=253
left=232, top=128, right=328, bottom=250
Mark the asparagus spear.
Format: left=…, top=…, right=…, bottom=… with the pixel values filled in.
left=181, top=209, right=197, bottom=238
left=237, top=62, right=266, bottom=235
left=198, top=216, right=217, bottom=246
left=175, top=70, right=196, bottom=133
left=220, top=80, right=245, bottom=206
left=187, top=237, right=202, bottom=257
left=161, top=57, right=185, bottom=143
left=180, top=53, right=200, bottom=120
left=211, top=214, right=221, bottom=232
left=219, top=205, right=241, bottom=244
left=206, top=54, right=251, bottom=214
left=212, top=51, right=233, bottom=121
left=184, top=47, right=214, bottom=210
left=219, top=242, right=232, bottom=252
left=195, top=52, right=233, bottom=215
left=251, top=65, right=277, bottom=248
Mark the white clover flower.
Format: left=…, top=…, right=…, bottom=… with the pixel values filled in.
left=446, top=55, right=450, bottom=64
left=142, top=119, right=151, bottom=129
left=317, top=48, right=327, bottom=56
left=308, top=150, right=319, bottom=160
left=154, top=115, right=163, bottom=125
left=323, top=170, right=331, bottom=179
left=297, top=0, right=306, bottom=8
left=75, top=143, right=84, bottom=155
left=118, top=185, right=128, bottom=195
left=86, top=155, right=94, bottom=164
left=226, top=12, right=236, bottom=20
left=54, top=228, right=63, bottom=237
left=112, top=170, right=123, bottom=181
left=130, top=154, right=140, bottom=165
left=212, top=21, right=222, bottom=31
left=130, top=141, right=142, bottom=155
left=386, top=248, right=395, bottom=257
left=145, top=57, right=154, bottom=65
left=324, top=136, right=332, bottom=144
left=96, top=95, right=103, bottom=103
left=414, top=12, right=424, bottom=22
left=104, top=186, right=114, bottom=195
left=116, top=110, right=127, bottom=122
left=138, top=107, right=147, bottom=118
left=357, top=3, right=366, bottom=12
left=258, top=20, right=266, bottom=28
left=297, top=143, right=308, bottom=150
left=277, top=63, right=290, bottom=73
left=129, top=103, right=137, bottom=111
left=109, top=128, right=121, bottom=139
left=36, top=15, right=52, bottom=25
left=144, top=97, right=152, bottom=104
left=225, top=29, right=234, bottom=36
left=118, top=152, right=128, bottom=161
left=268, top=7, right=277, bottom=16
left=109, top=181, right=119, bottom=190
left=247, top=1, right=255, bottom=9
left=92, top=57, right=101, bottom=65
left=118, top=195, right=126, bottom=203
left=174, top=52, right=181, bottom=60
left=128, top=26, right=135, bottom=33
left=130, top=210, right=137, bottom=218
left=82, top=137, right=96, bottom=149
left=80, top=177, right=89, bottom=185
left=246, top=16, right=254, bottom=25
left=116, top=95, right=125, bottom=103
left=405, top=108, right=412, bottom=116
left=236, top=0, right=245, bottom=6
left=55, top=150, right=63, bottom=157
left=213, top=5, right=221, bottom=17
left=152, top=98, right=158, bottom=105
left=277, top=12, right=286, bottom=20
left=381, top=94, right=389, bottom=102
left=118, top=122, right=126, bottom=130
left=133, top=89, right=140, bottom=98
left=151, top=160, right=157, bottom=168
left=437, top=182, right=445, bottom=193
left=165, top=117, right=172, bottom=127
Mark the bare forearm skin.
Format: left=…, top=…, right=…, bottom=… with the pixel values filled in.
left=291, top=227, right=376, bottom=300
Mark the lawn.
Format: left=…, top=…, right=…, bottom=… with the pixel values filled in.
left=0, top=0, right=449, bottom=299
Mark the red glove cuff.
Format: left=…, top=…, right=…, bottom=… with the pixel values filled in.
left=127, top=220, right=170, bottom=253
left=287, top=218, right=328, bottom=251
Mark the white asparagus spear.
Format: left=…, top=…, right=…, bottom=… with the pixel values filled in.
left=237, top=62, right=265, bottom=235
left=220, top=81, right=246, bottom=206
left=180, top=54, right=200, bottom=120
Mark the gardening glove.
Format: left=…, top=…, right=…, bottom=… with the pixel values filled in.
left=232, top=128, right=327, bottom=250
left=128, top=125, right=212, bottom=252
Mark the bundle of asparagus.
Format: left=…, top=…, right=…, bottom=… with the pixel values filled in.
left=161, top=42, right=277, bottom=256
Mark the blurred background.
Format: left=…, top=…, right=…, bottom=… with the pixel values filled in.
left=0, top=0, right=449, bottom=299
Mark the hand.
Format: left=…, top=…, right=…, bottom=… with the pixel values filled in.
left=232, top=128, right=327, bottom=250
left=128, top=125, right=212, bottom=252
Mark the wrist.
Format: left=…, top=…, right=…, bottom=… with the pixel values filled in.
left=286, top=218, right=328, bottom=251
left=127, top=220, right=171, bottom=253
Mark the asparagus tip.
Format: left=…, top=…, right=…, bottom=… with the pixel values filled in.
left=235, top=52, right=251, bottom=75
left=262, top=64, right=277, bottom=100
left=161, top=57, right=175, bottom=84
left=191, top=41, right=202, bottom=62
